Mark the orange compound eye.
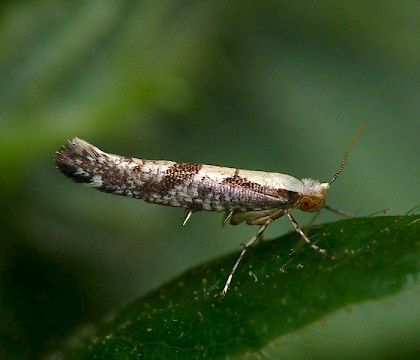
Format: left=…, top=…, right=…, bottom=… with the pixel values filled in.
left=299, top=196, right=314, bottom=211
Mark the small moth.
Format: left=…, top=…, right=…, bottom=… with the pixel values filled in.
left=55, top=125, right=364, bottom=299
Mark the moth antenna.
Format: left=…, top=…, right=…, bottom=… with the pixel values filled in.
left=329, top=122, right=366, bottom=186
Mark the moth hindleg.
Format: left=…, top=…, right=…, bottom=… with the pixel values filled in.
left=220, top=218, right=274, bottom=299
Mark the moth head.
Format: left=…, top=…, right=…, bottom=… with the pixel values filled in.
left=298, top=123, right=365, bottom=213
left=299, top=181, right=329, bottom=212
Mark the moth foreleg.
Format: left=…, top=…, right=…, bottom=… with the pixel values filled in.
left=285, top=210, right=331, bottom=255
left=324, top=204, right=355, bottom=218
left=305, top=210, right=321, bottom=230
left=220, top=219, right=272, bottom=300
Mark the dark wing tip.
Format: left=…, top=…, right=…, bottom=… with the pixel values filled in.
left=54, top=138, right=94, bottom=184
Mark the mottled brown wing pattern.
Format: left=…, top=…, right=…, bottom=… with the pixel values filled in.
left=55, top=138, right=298, bottom=212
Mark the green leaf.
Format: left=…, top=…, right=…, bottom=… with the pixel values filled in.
left=54, top=215, right=419, bottom=359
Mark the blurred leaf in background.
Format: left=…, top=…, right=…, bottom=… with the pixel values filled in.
left=0, top=1, right=419, bottom=359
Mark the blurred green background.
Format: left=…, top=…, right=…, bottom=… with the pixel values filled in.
left=1, top=1, right=419, bottom=359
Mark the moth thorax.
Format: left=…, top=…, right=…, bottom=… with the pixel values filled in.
left=298, top=188, right=327, bottom=212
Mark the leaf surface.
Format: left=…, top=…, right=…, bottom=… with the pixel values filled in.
left=56, top=215, right=420, bottom=359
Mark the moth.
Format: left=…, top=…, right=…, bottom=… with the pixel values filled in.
left=55, top=125, right=364, bottom=299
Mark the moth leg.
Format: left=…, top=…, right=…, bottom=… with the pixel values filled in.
left=285, top=210, right=331, bottom=255
left=324, top=204, right=355, bottom=218
left=304, top=210, right=321, bottom=236
left=222, top=211, right=234, bottom=227
left=246, top=208, right=285, bottom=225
left=220, top=219, right=272, bottom=300
left=245, top=209, right=286, bottom=244
left=305, top=205, right=351, bottom=238
left=182, top=210, right=194, bottom=226
left=229, top=209, right=284, bottom=226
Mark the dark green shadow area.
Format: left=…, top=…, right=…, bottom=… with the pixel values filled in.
left=53, top=215, right=419, bottom=359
